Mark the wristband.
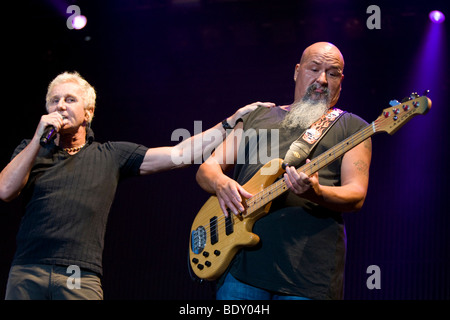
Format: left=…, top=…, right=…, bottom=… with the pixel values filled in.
left=222, top=119, right=233, bottom=130
left=222, top=118, right=243, bottom=131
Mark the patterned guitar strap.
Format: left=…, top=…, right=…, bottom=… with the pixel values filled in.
left=282, top=107, right=346, bottom=169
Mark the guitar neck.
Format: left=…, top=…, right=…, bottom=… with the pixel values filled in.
left=245, top=122, right=375, bottom=215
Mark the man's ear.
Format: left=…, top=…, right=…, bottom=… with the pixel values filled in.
left=293, top=63, right=300, bottom=81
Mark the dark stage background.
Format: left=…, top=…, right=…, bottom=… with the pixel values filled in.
left=0, top=0, right=449, bottom=300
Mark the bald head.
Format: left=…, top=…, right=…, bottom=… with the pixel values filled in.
left=299, top=42, right=345, bottom=70
left=294, top=42, right=345, bottom=107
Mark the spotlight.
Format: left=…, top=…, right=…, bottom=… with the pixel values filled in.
left=72, top=15, right=87, bottom=30
left=429, top=10, right=445, bottom=24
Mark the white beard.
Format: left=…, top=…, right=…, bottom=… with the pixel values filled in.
left=281, top=99, right=329, bottom=130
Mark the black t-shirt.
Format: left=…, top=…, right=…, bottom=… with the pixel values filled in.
left=10, top=129, right=148, bottom=275
left=228, top=106, right=367, bottom=299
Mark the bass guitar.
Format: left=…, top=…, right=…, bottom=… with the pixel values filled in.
left=189, top=93, right=432, bottom=281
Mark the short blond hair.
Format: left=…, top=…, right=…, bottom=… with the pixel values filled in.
left=46, top=71, right=96, bottom=123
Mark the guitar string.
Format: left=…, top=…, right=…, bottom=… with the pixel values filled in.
left=195, top=118, right=383, bottom=237
left=193, top=113, right=405, bottom=237
left=196, top=122, right=378, bottom=237
left=198, top=100, right=427, bottom=239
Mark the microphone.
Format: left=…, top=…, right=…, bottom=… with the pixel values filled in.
left=40, top=126, right=57, bottom=146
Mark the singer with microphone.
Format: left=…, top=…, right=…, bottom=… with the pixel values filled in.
left=0, top=71, right=274, bottom=300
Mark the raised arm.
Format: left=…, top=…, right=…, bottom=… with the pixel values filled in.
left=139, top=102, right=274, bottom=175
left=0, top=112, right=65, bottom=202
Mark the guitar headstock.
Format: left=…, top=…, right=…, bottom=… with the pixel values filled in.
left=374, top=92, right=432, bottom=135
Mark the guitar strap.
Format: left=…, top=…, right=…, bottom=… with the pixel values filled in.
left=283, top=107, right=346, bottom=168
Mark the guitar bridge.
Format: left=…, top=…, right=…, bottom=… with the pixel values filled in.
left=191, top=225, right=206, bottom=254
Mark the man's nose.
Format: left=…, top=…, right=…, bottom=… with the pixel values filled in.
left=57, top=100, right=67, bottom=110
left=317, top=71, right=328, bottom=85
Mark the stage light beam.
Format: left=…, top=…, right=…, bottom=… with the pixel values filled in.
left=429, top=10, right=445, bottom=24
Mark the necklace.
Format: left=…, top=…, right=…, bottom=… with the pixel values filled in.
left=64, top=143, right=86, bottom=154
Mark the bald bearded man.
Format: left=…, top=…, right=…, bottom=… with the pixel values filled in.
left=196, top=42, right=372, bottom=300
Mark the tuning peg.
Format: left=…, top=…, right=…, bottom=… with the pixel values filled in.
left=401, top=96, right=411, bottom=103
left=410, top=92, right=419, bottom=99
left=389, top=100, right=400, bottom=106
left=423, top=89, right=430, bottom=96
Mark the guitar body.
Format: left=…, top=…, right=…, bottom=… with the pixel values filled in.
left=189, top=158, right=285, bottom=280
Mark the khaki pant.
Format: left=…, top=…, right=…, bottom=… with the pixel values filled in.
left=5, top=264, right=103, bottom=300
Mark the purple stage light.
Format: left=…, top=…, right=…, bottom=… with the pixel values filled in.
left=72, top=15, right=87, bottom=30
left=429, top=10, right=445, bottom=24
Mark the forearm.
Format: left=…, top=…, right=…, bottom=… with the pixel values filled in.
left=195, top=121, right=244, bottom=194
left=196, top=158, right=225, bottom=194
left=174, top=106, right=247, bottom=164
left=172, top=121, right=226, bottom=166
left=285, top=139, right=371, bottom=213
left=140, top=122, right=232, bottom=174
left=196, top=157, right=252, bottom=216
left=141, top=103, right=269, bottom=174
left=303, top=183, right=367, bottom=212
left=0, top=137, right=41, bottom=202
left=173, top=102, right=272, bottom=165
left=140, top=122, right=227, bottom=175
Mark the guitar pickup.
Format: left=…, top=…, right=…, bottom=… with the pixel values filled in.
left=210, top=216, right=218, bottom=245
left=225, top=215, right=234, bottom=235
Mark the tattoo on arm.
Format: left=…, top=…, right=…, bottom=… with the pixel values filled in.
left=353, top=160, right=369, bottom=177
